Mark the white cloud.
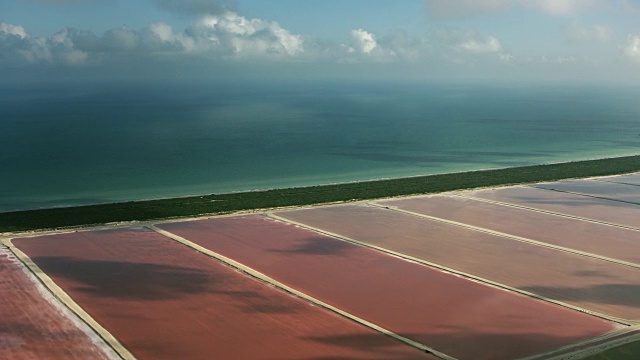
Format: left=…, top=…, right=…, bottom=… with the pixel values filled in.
left=189, top=12, right=304, bottom=57
left=0, top=11, right=305, bottom=68
left=1, top=17, right=516, bottom=74
left=49, top=28, right=90, bottom=64
left=0, top=22, right=93, bottom=66
left=428, top=31, right=513, bottom=66
left=0, top=23, right=28, bottom=39
left=625, top=35, right=640, bottom=62
left=148, top=22, right=197, bottom=52
left=341, top=29, right=416, bottom=63
left=456, top=36, right=502, bottom=54
left=103, top=27, right=138, bottom=51
left=349, top=29, right=378, bottom=55
left=336, top=28, right=512, bottom=66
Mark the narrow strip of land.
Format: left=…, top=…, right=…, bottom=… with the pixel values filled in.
left=2, top=155, right=640, bottom=233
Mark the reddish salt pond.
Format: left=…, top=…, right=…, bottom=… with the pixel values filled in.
left=276, top=204, right=640, bottom=321
left=0, top=247, right=113, bottom=360
left=467, top=186, right=640, bottom=228
left=159, top=215, right=618, bottom=360
left=377, top=195, right=640, bottom=264
left=13, top=229, right=430, bottom=360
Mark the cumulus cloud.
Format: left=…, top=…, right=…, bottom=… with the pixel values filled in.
left=349, top=29, right=377, bottom=55
left=625, top=35, right=640, bottom=62
left=188, top=12, right=303, bottom=57
left=441, top=31, right=505, bottom=56
left=456, top=35, right=502, bottom=54
left=147, top=22, right=196, bottom=51
left=344, top=28, right=511, bottom=65
left=49, top=28, right=90, bottom=64
left=425, top=31, right=513, bottom=65
left=0, top=23, right=28, bottom=39
left=0, top=11, right=304, bottom=69
left=2, top=18, right=517, bottom=72
left=0, top=22, right=91, bottom=65
left=341, top=29, right=421, bottom=62
left=1, top=11, right=520, bottom=77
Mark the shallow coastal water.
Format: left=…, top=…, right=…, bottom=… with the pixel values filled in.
left=1, top=80, right=640, bottom=212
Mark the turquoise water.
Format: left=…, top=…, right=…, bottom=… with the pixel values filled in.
left=2, top=81, right=640, bottom=212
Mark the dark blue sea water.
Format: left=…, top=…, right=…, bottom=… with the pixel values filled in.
left=2, top=80, right=640, bottom=212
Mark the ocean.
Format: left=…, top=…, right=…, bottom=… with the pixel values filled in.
left=2, top=80, right=640, bottom=212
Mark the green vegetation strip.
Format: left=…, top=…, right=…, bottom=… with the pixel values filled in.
left=2, top=155, right=640, bottom=233
left=583, top=339, right=640, bottom=360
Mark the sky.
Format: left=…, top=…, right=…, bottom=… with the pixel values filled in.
left=2, top=0, right=640, bottom=84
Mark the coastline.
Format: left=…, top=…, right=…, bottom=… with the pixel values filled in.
left=2, top=154, right=640, bottom=233
left=7, top=151, right=640, bottom=214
